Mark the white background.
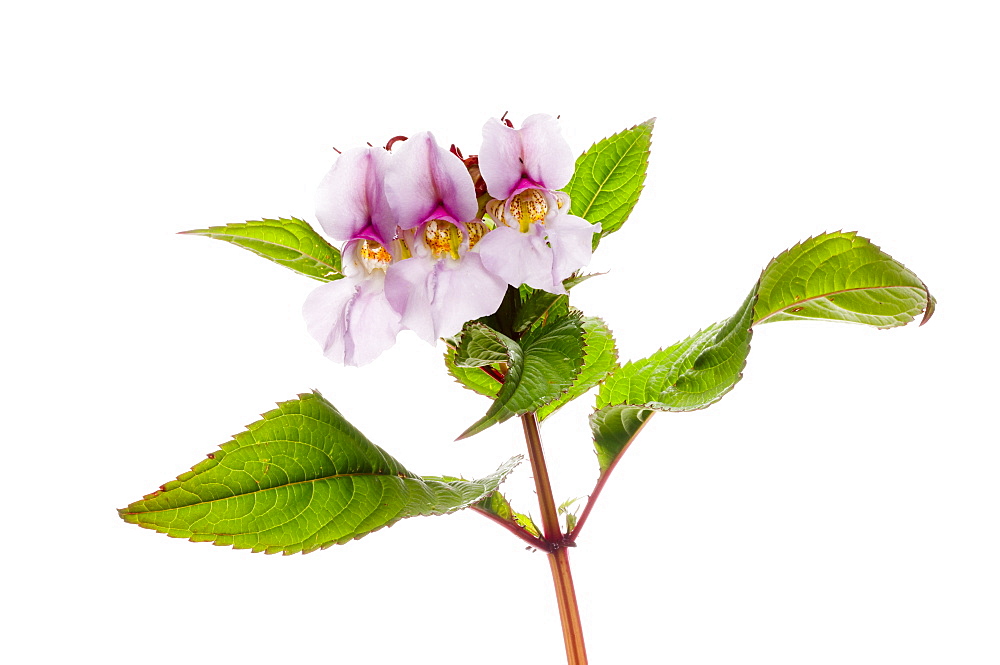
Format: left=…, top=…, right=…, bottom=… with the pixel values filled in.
left=3, top=1, right=998, bottom=663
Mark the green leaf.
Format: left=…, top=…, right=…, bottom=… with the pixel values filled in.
left=590, top=405, right=655, bottom=472
left=598, top=289, right=757, bottom=413
left=537, top=316, right=619, bottom=420
left=513, top=274, right=600, bottom=334
left=514, top=289, right=567, bottom=334
left=592, top=289, right=756, bottom=472
left=474, top=491, right=541, bottom=538
left=753, top=231, right=936, bottom=328
left=119, top=392, right=519, bottom=554
left=564, top=119, right=654, bottom=247
left=181, top=217, right=342, bottom=282
left=557, top=497, right=585, bottom=533
left=455, top=324, right=512, bottom=367
left=591, top=231, right=934, bottom=474
left=445, top=343, right=502, bottom=399
left=459, top=314, right=587, bottom=440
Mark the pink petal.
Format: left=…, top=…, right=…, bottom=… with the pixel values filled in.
left=546, top=212, right=601, bottom=284
left=302, top=273, right=402, bottom=366
left=475, top=225, right=566, bottom=294
left=479, top=118, right=523, bottom=200
left=519, top=114, right=575, bottom=192
left=385, top=132, right=477, bottom=229
left=315, top=147, right=396, bottom=244
left=384, top=254, right=507, bottom=342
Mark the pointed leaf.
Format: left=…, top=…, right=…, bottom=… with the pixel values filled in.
left=538, top=316, right=619, bottom=420
left=564, top=119, right=654, bottom=247
left=592, top=232, right=934, bottom=474
left=753, top=231, right=935, bottom=328
left=120, top=392, right=518, bottom=554
left=459, top=314, right=586, bottom=439
left=181, top=217, right=342, bottom=282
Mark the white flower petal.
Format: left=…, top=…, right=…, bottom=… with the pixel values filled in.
left=479, top=118, right=523, bottom=200
left=476, top=225, right=566, bottom=294
left=302, top=273, right=402, bottom=366
left=520, top=114, right=574, bottom=192
left=386, top=132, right=477, bottom=229
left=384, top=254, right=507, bottom=342
left=546, top=212, right=601, bottom=284
left=315, top=147, right=395, bottom=243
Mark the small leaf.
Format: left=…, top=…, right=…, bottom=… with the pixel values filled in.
left=119, top=392, right=518, bottom=554
left=557, top=497, right=585, bottom=533
left=538, top=316, right=619, bottom=420
left=514, top=274, right=600, bottom=334
left=592, top=231, right=934, bottom=474
left=445, top=344, right=502, bottom=399
left=474, top=492, right=541, bottom=538
left=564, top=119, right=654, bottom=247
left=514, top=289, right=567, bottom=334
left=459, top=314, right=587, bottom=439
left=181, top=217, right=342, bottom=282
left=455, top=324, right=512, bottom=367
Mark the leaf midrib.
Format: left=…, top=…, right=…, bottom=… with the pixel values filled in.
left=196, top=230, right=340, bottom=273
left=576, top=131, right=646, bottom=221
left=753, top=283, right=926, bottom=325
left=126, top=471, right=422, bottom=515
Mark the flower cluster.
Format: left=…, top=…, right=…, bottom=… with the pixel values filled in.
left=303, top=114, right=600, bottom=366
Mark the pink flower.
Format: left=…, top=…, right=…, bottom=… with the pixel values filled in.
left=382, top=132, right=507, bottom=342
left=303, top=147, right=403, bottom=366
left=475, top=114, right=599, bottom=294
left=315, top=147, right=397, bottom=245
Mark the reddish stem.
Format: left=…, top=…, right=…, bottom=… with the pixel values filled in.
left=521, top=413, right=589, bottom=664
left=469, top=505, right=547, bottom=550
left=479, top=365, right=505, bottom=383
left=568, top=414, right=655, bottom=544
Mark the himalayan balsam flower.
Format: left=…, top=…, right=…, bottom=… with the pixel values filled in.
left=382, top=132, right=506, bottom=342
left=303, top=147, right=403, bottom=366
left=475, top=114, right=600, bottom=294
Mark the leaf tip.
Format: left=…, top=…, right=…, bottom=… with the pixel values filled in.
left=920, top=293, right=937, bottom=326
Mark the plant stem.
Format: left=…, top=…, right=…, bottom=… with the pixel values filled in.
left=521, top=413, right=589, bottom=665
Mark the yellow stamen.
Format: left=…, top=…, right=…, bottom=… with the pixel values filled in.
left=423, top=220, right=462, bottom=260
left=466, top=221, right=488, bottom=249
left=486, top=189, right=551, bottom=233
left=511, top=189, right=549, bottom=232
left=486, top=199, right=505, bottom=227
left=357, top=239, right=392, bottom=273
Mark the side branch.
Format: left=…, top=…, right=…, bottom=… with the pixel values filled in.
left=568, top=412, right=655, bottom=543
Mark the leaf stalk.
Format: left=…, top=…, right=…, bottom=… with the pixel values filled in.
left=569, top=413, right=655, bottom=543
